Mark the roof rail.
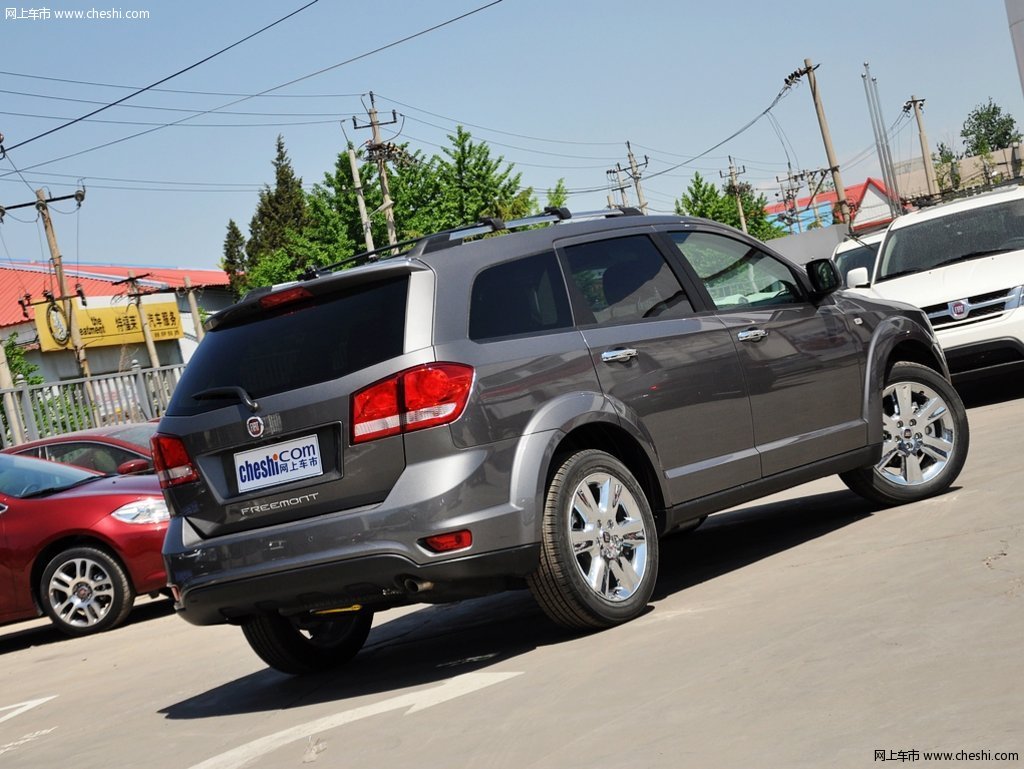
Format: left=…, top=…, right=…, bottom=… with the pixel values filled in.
left=298, top=206, right=645, bottom=279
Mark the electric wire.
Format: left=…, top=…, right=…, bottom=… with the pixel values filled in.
left=2, top=0, right=322, bottom=153
left=0, top=68, right=364, bottom=98
left=0, top=0, right=506, bottom=180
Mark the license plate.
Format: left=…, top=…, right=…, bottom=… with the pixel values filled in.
left=234, top=435, right=323, bottom=494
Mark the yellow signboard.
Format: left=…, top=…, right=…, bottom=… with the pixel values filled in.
left=36, top=295, right=183, bottom=352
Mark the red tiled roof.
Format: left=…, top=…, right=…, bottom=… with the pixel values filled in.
left=764, top=177, right=893, bottom=215
left=0, top=262, right=228, bottom=328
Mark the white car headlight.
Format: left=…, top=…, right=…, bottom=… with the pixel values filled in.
left=111, top=498, right=170, bottom=524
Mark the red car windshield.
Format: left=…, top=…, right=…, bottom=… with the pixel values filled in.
left=0, top=453, right=102, bottom=499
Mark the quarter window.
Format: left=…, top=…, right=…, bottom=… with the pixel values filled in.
left=564, top=235, right=692, bottom=324
left=670, top=231, right=803, bottom=310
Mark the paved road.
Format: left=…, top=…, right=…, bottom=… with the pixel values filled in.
left=2, top=381, right=1021, bottom=769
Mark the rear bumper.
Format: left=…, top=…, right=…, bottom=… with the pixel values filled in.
left=169, top=543, right=541, bottom=626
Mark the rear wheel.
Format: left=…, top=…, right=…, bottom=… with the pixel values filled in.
left=240, top=610, right=373, bottom=675
left=528, top=450, right=659, bottom=629
left=840, top=362, right=969, bottom=506
left=40, top=546, right=134, bottom=636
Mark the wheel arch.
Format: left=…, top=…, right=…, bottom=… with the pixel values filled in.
left=864, top=317, right=950, bottom=444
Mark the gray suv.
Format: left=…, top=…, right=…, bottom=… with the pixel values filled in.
left=154, top=209, right=969, bottom=674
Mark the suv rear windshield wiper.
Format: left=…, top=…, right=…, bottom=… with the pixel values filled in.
left=192, top=386, right=260, bottom=412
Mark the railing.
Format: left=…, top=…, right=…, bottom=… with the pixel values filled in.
left=0, top=363, right=185, bottom=448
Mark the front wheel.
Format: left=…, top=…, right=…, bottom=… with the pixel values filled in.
left=840, top=362, right=969, bottom=506
left=528, top=450, right=659, bottom=630
left=39, top=546, right=134, bottom=636
left=241, top=610, right=373, bottom=675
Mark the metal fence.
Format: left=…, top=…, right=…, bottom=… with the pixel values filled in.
left=0, top=363, right=185, bottom=449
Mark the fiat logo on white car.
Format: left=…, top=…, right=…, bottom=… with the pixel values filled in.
left=950, top=300, right=968, bottom=320
left=246, top=416, right=265, bottom=438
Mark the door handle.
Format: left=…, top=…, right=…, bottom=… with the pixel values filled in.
left=601, top=348, right=638, bottom=363
left=736, top=329, right=768, bottom=343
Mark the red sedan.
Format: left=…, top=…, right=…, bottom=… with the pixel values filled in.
left=2, top=422, right=157, bottom=475
left=0, top=453, right=169, bottom=636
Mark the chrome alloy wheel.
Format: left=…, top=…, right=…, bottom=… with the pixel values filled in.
left=567, top=471, right=650, bottom=602
left=47, top=556, right=116, bottom=628
left=877, top=379, right=957, bottom=486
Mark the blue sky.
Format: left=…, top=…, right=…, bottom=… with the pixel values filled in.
left=1, top=0, right=1022, bottom=270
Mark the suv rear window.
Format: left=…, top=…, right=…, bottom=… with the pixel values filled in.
left=167, top=277, right=407, bottom=416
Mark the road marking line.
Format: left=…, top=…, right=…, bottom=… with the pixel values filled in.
left=0, top=696, right=58, bottom=725
left=188, top=671, right=522, bottom=769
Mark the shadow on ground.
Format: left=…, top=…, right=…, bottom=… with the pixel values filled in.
left=159, top=488, right=881, bottom=720
left=0, top=596, right=174, bottom=654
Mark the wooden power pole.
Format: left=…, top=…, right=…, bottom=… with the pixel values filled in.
left=36, top=189, right=91, bottom=377
left=788, top=59, right=851, bottom=224
left=721, top=156, right=749, bottom=233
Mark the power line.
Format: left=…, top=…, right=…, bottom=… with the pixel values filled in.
left=0, top=88, right=365, bottom=117
left=0, top=0, right=506, bottom=180
left=375, top=93, right=622, bottom=146
left=0, top=109, right=361, bottom=129
left=0, top=69, right=364, bottom=98
left=3, top=0, right=322, bottom=153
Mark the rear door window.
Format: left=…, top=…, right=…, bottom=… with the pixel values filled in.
left=168, top=277, right=407, bottom=416
left=469, top=252, right=572, bottom=341
left=564, top=235, right=693, bottom=324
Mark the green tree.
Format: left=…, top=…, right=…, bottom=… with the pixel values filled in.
left=546, top=178, right=569, bottom=209
left=429, top=126, right=534, bottom=228
left=961, top=98, right=1022, bottom=156
left=3, top=333, right=42, bottom=385
left=933, top=141, right=962, bottom=191
left=675, top=172, right=783, bottom=240
left=220, top=219, right=247, bottom=298
left=246, top=135, right=308, bottom=276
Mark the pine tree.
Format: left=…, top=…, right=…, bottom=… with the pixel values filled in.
left=221, top=219, right=247, bottom=298
left=245, top=135, right=308, bottom=281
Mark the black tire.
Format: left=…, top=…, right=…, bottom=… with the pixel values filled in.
left=840, top=361, right=969, bottom=506
left=241, top=610, right=373, bottom=675
left=39, top=546, right=134, bottom=636
left=528, top=450, right=659, bottom=630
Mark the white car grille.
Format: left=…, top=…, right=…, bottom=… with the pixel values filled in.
left=924, top=287, right=1023, bottom=329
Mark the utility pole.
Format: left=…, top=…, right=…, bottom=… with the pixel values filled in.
left=114, top=272, right=160, bottom=369
left=776, top=165, right=803, bottom=233
left=625, top=142, right=649, bottom=213
left=606, top=163, right=631, bottom=207
left=862, top=63, right=901, bottom=218
left=35, top=188, right=91, bottom=378
left=721, top=156, right=748, bottom=233
left=904, top=95, right=940, bottom=200
left=346, top=142, right=375, bottom=253
left=184, top=276, right=204, bottom=343
left=353, top=92, right=398, bottom=251
left=787, top=59, right=851, bottom=224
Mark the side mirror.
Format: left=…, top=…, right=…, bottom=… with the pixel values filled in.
left=845, top=266, right=870, bottom=288
left=805, top=259, right=842, bottom=297
left=117, top=458, right=152, bottom=475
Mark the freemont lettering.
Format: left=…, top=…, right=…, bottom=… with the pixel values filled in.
left=240, top=493, right=320, bottom=516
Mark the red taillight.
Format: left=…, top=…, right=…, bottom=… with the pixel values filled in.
left=150, top=433, right=199, bottom=489
left=259, top=286, right=312, bottom=310
left=351, top=363, right=474, bottom=444
left=352, top=377, right=401, bottom=443
left=422, top=529, right=473, bottom=553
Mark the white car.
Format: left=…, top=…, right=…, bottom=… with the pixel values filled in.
left=846, top=186, right=1024, bottom=380
left=832, top=230, right=884, bottom=287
